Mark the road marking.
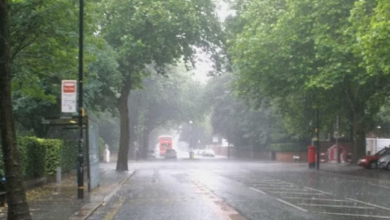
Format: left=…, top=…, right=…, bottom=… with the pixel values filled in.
left=346, top=198, right=390, bottom=211
left=368, top=182, right=390, bottom=190
left=269, top=191, right=324, bottom=196
left=277, top=198, right=308, bottom=212
left=304, top=187, right=332, bottom=195
left=298, top=203, right=374, bottom=209
left=267, top=189, right=311, bottom=193
left=249, top=187, right=267, bottom=195
left=281, top=197, right=348, bottom=202
left=254, top=184, right=294, bottom=188
left=192, top=180, right=247, bottom=220
left=102, top=197, right=125, bottom=220
left=319, top=212, right=390, bottom=219
left=253, top=187, right=301, bottom=191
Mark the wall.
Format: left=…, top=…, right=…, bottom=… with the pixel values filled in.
left=275, top=152, right=308, bottom=163
left=235, top=151, right=272, bottom=160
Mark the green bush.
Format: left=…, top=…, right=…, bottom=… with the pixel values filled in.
left=0, top=137, right=80, bottom=179
left=41, top=139, right=63, bottom=175
left=18, top=137, right=47, bottom=178
left=61, top=141, right=78, bottom=173
left=268, top=143, right=307, bottom=152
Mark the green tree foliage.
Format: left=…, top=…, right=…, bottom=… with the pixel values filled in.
left=204, top=73, right=284, bottom=149
left=0, top=0, right=32, bottom=218
left=129, top=66, right=205, bottom=158
left=10, top=0, right=110, bottom=137
left=226, top=0, right=390, bottom=161
left=100, top=0, right=224, bottom=170
left=350, top=0, right=390, bottom=76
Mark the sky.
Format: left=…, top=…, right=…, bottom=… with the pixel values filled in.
left=191, top=0, right=234, bottom=84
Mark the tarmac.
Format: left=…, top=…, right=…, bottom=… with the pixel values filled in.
left=0, top=161, right=138, bottom=220
left=0, top=160, right=389, bottom=220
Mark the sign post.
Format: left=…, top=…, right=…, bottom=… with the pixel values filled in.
left=61, top=80, right=77, bottom=113
left=77, top=0, right=85, bottom=200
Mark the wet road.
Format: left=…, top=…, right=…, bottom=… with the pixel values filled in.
left=88, top=158, right=390, bottom=220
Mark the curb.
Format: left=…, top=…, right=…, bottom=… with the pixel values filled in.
left=69, top=164, right=139, bottom=220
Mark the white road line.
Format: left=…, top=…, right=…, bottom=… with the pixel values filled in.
left=281, top=197, right=348, bottom=202
left=255, top=184, right=295, bottom=187
left=319, top=212, right=390, bottom=219
left=267, top=189, right=311, bottom=194
left=269, top=191, right=324, bottom=196
left=255, top=181, right=292, bottom=184
left=249, top=187, right=267, bottom=195
left=254, top=187, right=301, bottom=191
left=304, top=187, right=332, bottom=195
left=277, top=198, right=308, bottom=212
left=346, top=198, right=390, bottom=211
left=368, top=182, right=390, bottom=190
left=298, top=203, right=375, bottom=209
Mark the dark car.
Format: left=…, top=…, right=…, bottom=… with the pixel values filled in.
left=358, top=147, right=390, bottom=169
left=164, top=149, right=177, bottom=159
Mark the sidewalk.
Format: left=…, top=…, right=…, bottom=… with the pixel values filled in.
left=0, top=161, right=138, bottom=220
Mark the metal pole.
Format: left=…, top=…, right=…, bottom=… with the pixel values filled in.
left=316, top=109, right=320, bottom=170
left=77, top=0, right=84, bottom=200
left=336, top=115, right=340, bottom=163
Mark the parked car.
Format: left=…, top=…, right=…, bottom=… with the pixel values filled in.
left=358, top=147, right=390, bottom=169
left=202, top=149, right=215, bottom=157
left=164, top=149, right=177, bottom=159
left=147, top=150, right=156, bottom=159
left=378, top=150, right=390, bottom=170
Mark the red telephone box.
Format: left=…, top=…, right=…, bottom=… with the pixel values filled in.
left=308, top=145, right=316, bottom=169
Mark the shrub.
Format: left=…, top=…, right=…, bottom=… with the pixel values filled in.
left=18, top=137, right=47, bottom=178
left=268, top=143, right=307, bottom=152
left=41, top=139, right=63, bottom=175
left=61, top=141, right=78, bottom=173
left=0, top=137, right=80, bottom=179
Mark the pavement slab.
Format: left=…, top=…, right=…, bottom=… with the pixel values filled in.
left=0, top=161, right=137, bottom=220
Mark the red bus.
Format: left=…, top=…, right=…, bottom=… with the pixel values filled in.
left=159, top=136, right=173, bottom=156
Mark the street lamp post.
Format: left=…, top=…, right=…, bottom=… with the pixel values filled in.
left=77, top=0, right=85, bottom=199
left=315, top=109, right=320, bottom=171
left=189, top=121, right=193, bottom=158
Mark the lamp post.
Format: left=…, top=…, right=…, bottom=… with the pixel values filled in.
left=315, top=109, right=320, bottom=170
left=77, top=0, right=85, bottom=199
left=189, top=121, right=193, bottom=158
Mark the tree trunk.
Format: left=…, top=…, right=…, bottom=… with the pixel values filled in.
left=116, top=94, right=130, bottom=171
left=128, top=125, right=135, bottom=160
left=115, top=77, right=132, bottom=171
left=352, top=113, right=366, bottom=164
left=141, top=129, right=150, bottom=159
left=0, top=1, right=32, bottom=219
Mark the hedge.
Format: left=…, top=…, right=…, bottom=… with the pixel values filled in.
left=61, top=141, right=78, bottom=173
left=268, top=143, right=307, bottom=152
left=0, top=137, right=79, bottom=179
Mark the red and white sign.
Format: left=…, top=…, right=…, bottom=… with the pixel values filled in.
left=61, top=80, right=77, bottom=113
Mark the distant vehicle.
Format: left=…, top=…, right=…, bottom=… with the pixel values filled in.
left=164, top=149, right=177, bottom=159
left=194, top=149, right=202, bottom=155
left=358, top=147, right=390, bottom=169
left=147, top=150, right=156, bottom=159
left=202, top=149, right=215, bottom=157
left=158, top=135, right=173, bottom=156
left=378, top=150, right=390, bottom=169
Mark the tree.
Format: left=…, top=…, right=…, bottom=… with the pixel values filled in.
left=129, top=65, right=205, bottom=158
left=204, top=73, right=282, bottom=149
left=100, top=0, right=224, bottom=170
left=0, top=0, right=32, bottom=219
left=10, top=0, right=106, bottom=137
left=226, top=0, right=390, bottom=161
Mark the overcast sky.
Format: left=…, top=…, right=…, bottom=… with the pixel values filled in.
left=191, top=0, right=233, bottom=84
